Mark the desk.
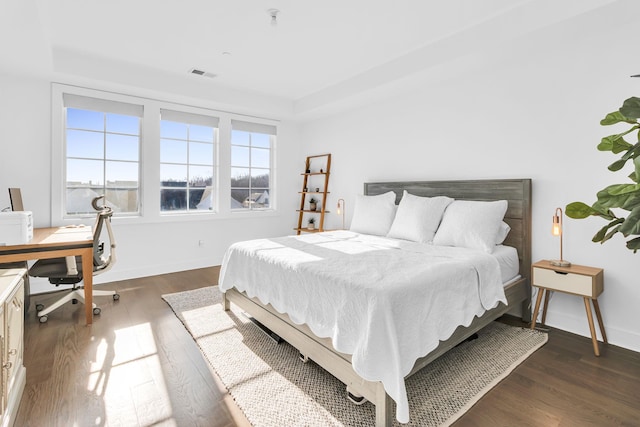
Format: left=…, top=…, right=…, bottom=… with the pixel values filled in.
left=0, top=226, right=95, bottom=325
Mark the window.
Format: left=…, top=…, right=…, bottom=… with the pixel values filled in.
left=230, top=120, right=276, bottom=210
left=160, top=110, right=219, bottom=213
left=63, top=94, right=142, bottom=215
left=53, top=84, right=279, bottom=223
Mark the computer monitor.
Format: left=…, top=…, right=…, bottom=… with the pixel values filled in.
left=8, top=188, right=23, bottom=211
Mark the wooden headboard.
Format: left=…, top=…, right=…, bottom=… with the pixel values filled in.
left=364, top=179, right=532, bottom=287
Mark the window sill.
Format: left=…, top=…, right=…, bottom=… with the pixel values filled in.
left=58, top=208, right=280, bottom=226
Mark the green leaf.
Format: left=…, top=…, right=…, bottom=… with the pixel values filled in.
left=598, top=132, right=637, bottom=153
left=592, top=218, right=624, bottom=242
left=595, top=188, right=633, bottom=210
left=600, top=110, right=636, bottom=125
left=592, top=226, right=607, bottom=242
left=602, top=223, right=623, bottom=243
left=606, top=183, right=640, bottom=195
left=620, top=97, right=640, bottom=120
left=622, top=194, right=640, bottom=211
left=621, top=142, right=640, bottom=161
left=597, top=136, right=613, bottom=151
left=626, top=236, right=640, bottom=252
left=608, top=159, right=627, bottom=171
left=619, top=206, right=640, bottom=236
left=591, top=202, right=617, bottom=220
left=613, top=136, right=634, bottom=153
left=566, top=202, right=597, bottom=219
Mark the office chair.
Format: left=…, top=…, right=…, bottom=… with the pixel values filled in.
left=29, top=196, right=120, bottom=323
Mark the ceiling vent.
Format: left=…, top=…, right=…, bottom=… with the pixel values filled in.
left=189, top=68, right=217, bottom=79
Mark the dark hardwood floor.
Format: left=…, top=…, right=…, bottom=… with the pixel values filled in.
left=15, top=267, right=640, bottom=426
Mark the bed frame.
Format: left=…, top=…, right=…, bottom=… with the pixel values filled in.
left=223, top=178, right=532, bottom=426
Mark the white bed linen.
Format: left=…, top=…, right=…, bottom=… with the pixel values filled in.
left=219, top=230, right=507, bottom=423
left=493, top=244, right=520, bottom=283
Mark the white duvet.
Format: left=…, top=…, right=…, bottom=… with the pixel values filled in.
left=219, top=230, right=507, bottom=423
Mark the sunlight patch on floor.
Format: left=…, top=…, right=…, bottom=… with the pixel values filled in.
left=87, top=322, right=176, bottom=426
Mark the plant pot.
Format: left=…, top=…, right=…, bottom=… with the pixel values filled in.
left=308, top=224, right=315, bottom=230
left=309, top=203, right=317, bottom=211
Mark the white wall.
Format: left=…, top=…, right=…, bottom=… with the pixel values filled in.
left=299, top=11, right=640, bottom=351
left=0, top=72, right=302, bottom=292
left=1, top=2, right=637, bottom=353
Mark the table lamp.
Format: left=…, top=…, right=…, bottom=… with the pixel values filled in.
left=551, top=207, right=571, bottom=267
left=337, top=199, right=345, bottom=230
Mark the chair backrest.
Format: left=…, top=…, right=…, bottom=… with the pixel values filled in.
left=91, top=196, right=117, bottom=275
left=8, top=188, right=24, bottom=211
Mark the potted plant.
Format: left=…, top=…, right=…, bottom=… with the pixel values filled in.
left=307, top=217, right=316, bottom=230
left=566, top=96, right=640, bottom=252
left=309, top=197, right=317, bottom=211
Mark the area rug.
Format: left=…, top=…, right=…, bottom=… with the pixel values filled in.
left=163, top=286, right=547, bottom=427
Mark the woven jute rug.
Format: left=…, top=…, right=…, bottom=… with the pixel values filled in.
left=163, top=286, right=547, bottom=427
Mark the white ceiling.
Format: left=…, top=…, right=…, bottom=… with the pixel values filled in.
left=0, top=0, right=620, bottom=117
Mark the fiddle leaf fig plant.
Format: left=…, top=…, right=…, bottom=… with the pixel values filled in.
left=566, top=96, right=640, bottom=252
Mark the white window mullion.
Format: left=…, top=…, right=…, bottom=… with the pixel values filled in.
left=142, top=101, right=161, bottom=220
left=217, top=117, right=232, bottom=216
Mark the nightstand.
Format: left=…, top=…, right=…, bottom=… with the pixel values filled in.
left=531, top=260, right=607, bottom=356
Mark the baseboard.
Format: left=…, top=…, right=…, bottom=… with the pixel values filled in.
left=29, top=259, right=216, bottom=294
left=545, top=310, right=640, bottom=353
left=96, top=259, right=214, bottom=283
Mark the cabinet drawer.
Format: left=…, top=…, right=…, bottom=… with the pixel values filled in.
left=533, top=267, right=602, bottom=297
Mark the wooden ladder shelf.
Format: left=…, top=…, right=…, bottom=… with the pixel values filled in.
left=296, top=154, right=331, bottom=234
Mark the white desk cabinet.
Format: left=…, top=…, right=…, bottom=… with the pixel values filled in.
left=0, top=269, right=26, bottom=427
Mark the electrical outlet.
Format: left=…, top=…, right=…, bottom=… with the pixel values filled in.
left=198, top=240, right=205, bottom=247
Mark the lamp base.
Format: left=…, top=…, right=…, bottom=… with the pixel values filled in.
left=550, top=259, right=571, bottom=267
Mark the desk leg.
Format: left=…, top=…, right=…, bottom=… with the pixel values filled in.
left=592, top=298, right=607, bottom=343
left=541, top=289, right=550, bottom=325
left=531, top=287, right=544, bottom=329
left=82, top=248, right=94, bottom=325
left=583, top=298, right=599, bottom=356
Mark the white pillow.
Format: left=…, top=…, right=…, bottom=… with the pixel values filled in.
left=495, top=221, right=511, bottom=245
left=349, top=191, right=397, bottom=236
left=386, top=191, right=454, bottom=243
left=433, top=200, right=508, bottom=253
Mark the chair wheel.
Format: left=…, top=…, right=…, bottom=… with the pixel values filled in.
left=113, top=293, right=120, bottom=301
left=39, top=315, right=48, bottom=323
left=35, top=303, right=44, bottom=311
left=93, top=307, right=101, bottom=315
left=72, top=298, right=78, bottom=304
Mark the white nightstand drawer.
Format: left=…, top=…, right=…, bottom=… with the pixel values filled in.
left=533, top=267, right=599, bottom=297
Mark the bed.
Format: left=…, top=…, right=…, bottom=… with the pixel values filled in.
left=219, top=178, right=532, bottom=426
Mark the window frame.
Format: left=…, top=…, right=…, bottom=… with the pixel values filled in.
left=51, top=83, right=278, bottom=225
left=230, top=129, right=275, bottom=212
left=159, top=109, right=219, bottom=214
left=63, top=96, right=143, bottom=217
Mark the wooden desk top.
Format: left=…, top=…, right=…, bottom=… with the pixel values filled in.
left=532, top=260, right=603, bottom=277
left=0, top=226, right=93, bottom=253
